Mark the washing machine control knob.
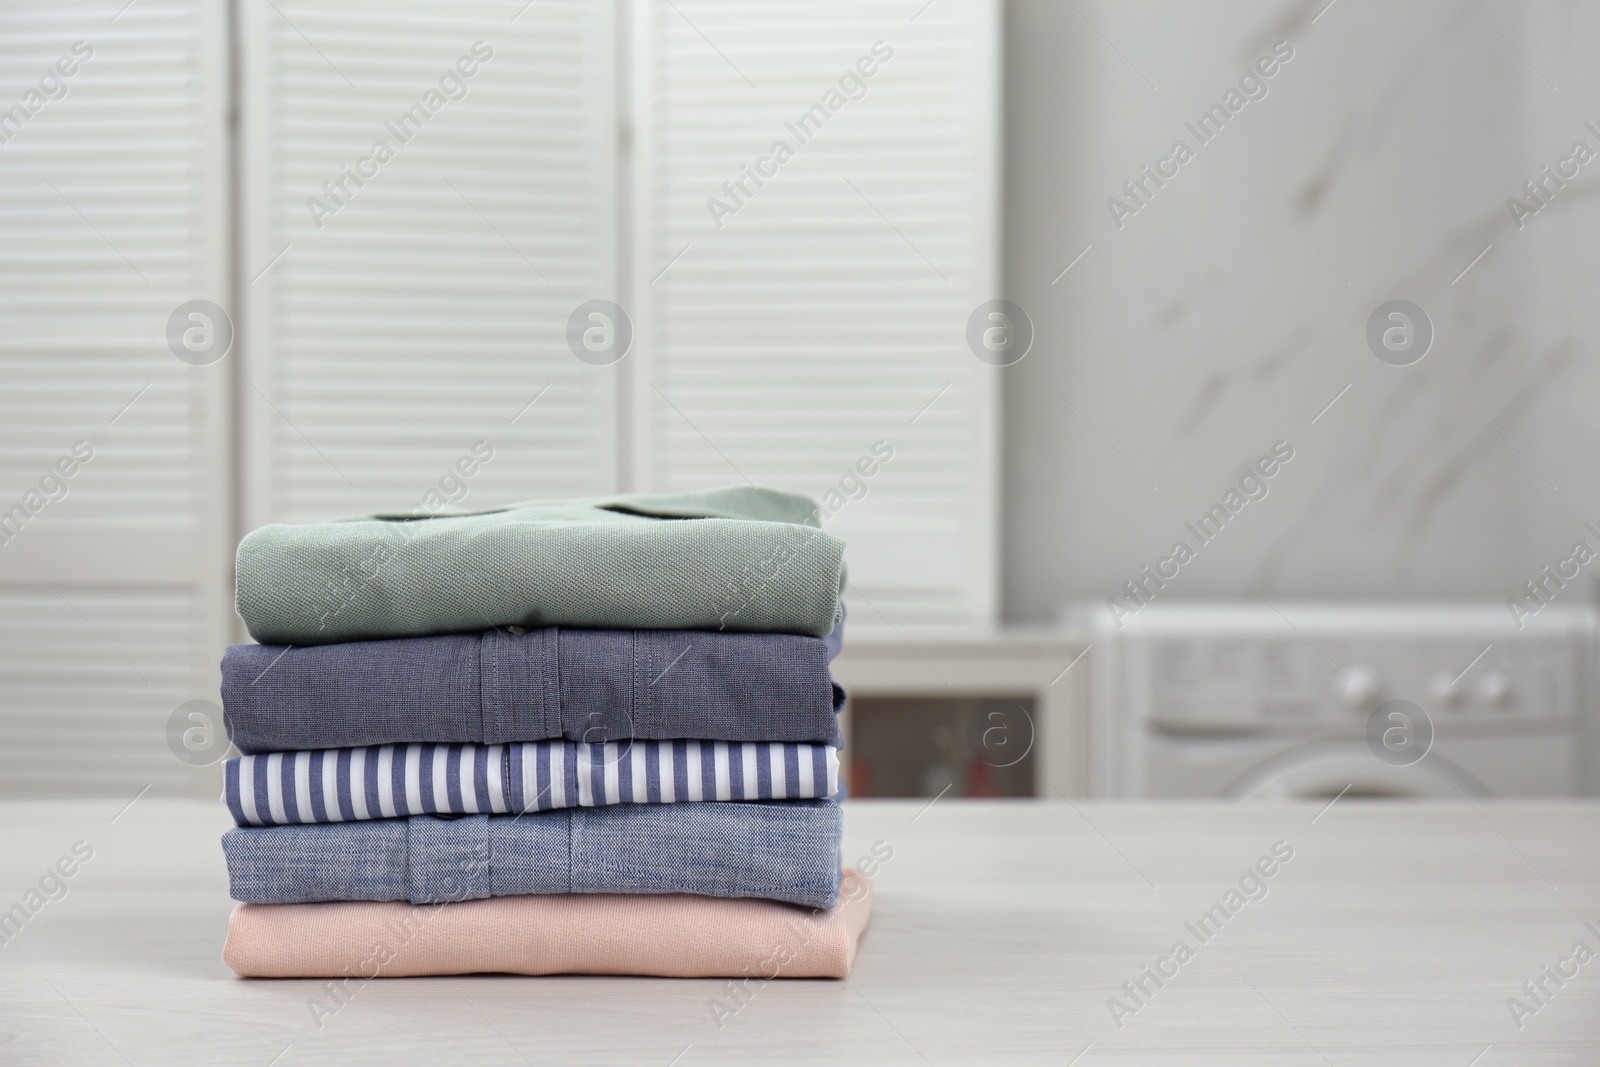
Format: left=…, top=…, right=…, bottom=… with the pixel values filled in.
left=1340, top=665, right=1380, bottom=710
left=1429, top=671, right=1461, bottom=706
left=1478, top=671, right=1512, bottom=708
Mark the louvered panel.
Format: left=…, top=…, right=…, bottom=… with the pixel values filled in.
left=0, top=585, right=202, bottom=798
left=632, top=0, right=999, bottom=629
left=0, top=1, right=231, bottom=797
left=0, top=2, right=226, bottom=529
left=241, top=0, right=619, bottom=524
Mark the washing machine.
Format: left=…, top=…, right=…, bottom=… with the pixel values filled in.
left=1087, top=603, right=1596, bottom=799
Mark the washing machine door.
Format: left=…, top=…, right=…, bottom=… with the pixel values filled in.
left=1222, top=741, right=1489, bottom=799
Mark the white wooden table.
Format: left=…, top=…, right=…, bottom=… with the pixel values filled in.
left=1, top=797, right=1596, bottom=1065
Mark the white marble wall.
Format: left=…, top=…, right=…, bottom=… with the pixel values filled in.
left=1002, top=0, right=1600, bottom=620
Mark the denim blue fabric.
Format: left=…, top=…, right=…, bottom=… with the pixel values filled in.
left=224, top=626, right=844, bottom=754
left=221, top=800, right=842, bottom=910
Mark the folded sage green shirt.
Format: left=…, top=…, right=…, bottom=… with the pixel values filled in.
left=236, top=486, right=845, bottom=646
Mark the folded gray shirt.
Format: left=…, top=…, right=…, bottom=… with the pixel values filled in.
left=224, top=626, right=844, bottom=753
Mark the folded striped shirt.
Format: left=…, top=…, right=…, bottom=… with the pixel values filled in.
left=223, top=740, right=841, bottom=827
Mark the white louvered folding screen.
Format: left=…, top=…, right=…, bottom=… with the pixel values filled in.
left=0, top=0, right=232, bottom=797
left=629, top=0, right=1000, bottom=630
left=239, top=0, right=621, bottom=526
left=1, top=3, right=1001, bottom=799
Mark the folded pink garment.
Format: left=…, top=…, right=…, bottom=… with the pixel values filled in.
left=225, top=869, right=872, bottom=979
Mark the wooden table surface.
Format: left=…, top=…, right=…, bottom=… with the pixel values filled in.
left=0, top=797, right=1596, bottom=1065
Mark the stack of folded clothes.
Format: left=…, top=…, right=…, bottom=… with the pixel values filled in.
left=217, top=486, right=871, bottom=979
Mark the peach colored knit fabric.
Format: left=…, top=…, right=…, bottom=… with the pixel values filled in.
left=224, top=869, right=871, bottom=979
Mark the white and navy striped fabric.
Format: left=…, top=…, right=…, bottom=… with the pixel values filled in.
left=223, top=741, right=841, bottom=826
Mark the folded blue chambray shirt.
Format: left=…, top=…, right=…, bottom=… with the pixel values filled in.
left=224, top=740, right=841, bottom=826
left=222, top=800, right=842, bottom=909
left=223, top=625, right=844, bottom=754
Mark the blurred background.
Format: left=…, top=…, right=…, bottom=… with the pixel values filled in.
left=3, top=0, right=1597, bottom=803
